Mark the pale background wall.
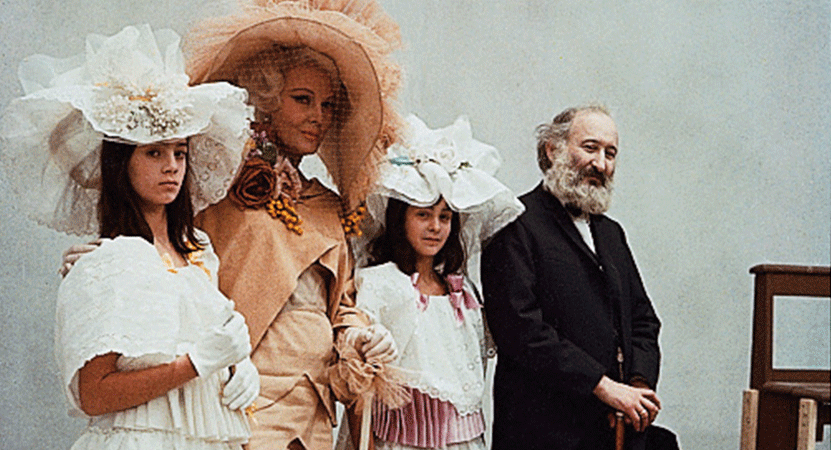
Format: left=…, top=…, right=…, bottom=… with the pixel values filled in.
left=1, top=1, right=829, bottom=449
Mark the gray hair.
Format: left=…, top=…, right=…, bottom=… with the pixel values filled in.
left=535, top=104, right=611, bottom=172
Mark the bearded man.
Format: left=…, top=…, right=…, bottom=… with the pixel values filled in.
left=482, top=105, right=671, bottom=450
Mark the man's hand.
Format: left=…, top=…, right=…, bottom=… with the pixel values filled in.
left=59, top=239, right=103, bottom=277
left=593, top=375, right=661, bottom=432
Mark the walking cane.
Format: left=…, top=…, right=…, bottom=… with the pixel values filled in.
left=615, top=411, right=625, bottom=450
left=614, top=346, right=626, bottom=450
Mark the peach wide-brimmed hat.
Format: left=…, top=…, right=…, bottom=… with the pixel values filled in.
left=185, top=0, right=403, bottom=212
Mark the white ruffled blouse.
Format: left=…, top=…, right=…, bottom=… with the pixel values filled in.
left=56, top=231, right=250, bottom=449
left=354, top=263, right=487, bottom=416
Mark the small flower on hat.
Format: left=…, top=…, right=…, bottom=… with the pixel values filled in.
left=92, top=77, right=191, bottom=139
left=400, top=134, right=470, bottom=175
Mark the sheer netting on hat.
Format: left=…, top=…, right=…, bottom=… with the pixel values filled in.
left=235, top=46, right=350, bottom=125
left=184, top=0, right=403, bottom=213
left=0, top=25, right=252, bottom=235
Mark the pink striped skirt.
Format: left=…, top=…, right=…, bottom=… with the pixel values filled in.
left=372, top=387, right=485, bottom=448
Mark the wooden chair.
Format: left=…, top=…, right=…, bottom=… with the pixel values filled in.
left=740, top=264, right=830, bottom=450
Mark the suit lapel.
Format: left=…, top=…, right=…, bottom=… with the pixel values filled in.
left=591, top=217, right=626, bottom=342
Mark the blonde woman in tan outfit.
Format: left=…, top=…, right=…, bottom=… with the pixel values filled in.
left=185, top=1, right=404, bottom=448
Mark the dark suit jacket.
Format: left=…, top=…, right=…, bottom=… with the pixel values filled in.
left=482, top=184, right=661, bottom=450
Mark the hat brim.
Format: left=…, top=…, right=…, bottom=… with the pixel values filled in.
left=192, top=17, right=383, bottom=204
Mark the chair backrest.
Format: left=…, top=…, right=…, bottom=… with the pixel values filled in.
left=749, top=264, right=830, bottom=389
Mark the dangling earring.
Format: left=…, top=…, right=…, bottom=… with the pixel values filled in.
left=252, top=111, right=272, bottom=135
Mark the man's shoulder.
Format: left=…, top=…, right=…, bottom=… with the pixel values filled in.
left=514, top=184, right=567, bottom=228
left=591, top=213, right=625, bottom=234
left=517, top=183, right=544, bottom=204
left=516, top=184, right=549, bottom=215
left=486, top=185, right=556, bottom=244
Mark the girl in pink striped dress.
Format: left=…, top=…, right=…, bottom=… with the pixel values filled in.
left=351, top=115, right=524, bottom=450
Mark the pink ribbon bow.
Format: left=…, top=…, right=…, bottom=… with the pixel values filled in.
left=411, top=273, right=431, bottom=312
left=411, top=273, right=481, bottom=326
left=446, top=275, right=481, bottom=326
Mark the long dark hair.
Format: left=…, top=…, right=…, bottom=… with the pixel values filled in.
left=98, top=140, right=202, bottom=255
left=368, top=198, right=465, bottom=277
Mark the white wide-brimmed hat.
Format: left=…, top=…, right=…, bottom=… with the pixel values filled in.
left=359, top=115, right=525, bottom=283
left=0, top=24, right=253, bottom=235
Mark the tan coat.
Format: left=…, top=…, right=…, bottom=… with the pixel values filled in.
left=196, top=180, right=368, bottom=349
left=196, top=180, right=369, bottom=449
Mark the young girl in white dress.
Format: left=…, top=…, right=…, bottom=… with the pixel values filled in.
left=1, top=25, right=257, bottom=449
left=350, top=115, right=525, bottom=450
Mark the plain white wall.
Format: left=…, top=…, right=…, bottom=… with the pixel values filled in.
left=1, top=1, right=829, bottom=449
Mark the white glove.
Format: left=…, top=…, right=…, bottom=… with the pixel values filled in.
left=341, top=326, right=370, bottom=349
left=223, top=357, right=259, bottom=410
left=189, top=311, right=251, bottom=377
left=342, top=324, right=398, bottom=364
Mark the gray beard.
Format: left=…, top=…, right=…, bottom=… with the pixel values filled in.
left=542, top=150, right=614, bottom=216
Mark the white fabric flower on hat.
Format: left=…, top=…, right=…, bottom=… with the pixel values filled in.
left=399, top=115, right=494, bottom=176
left=77, top=26, right=206, bottom=143
left=377, top=114, right=512, bottom=212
